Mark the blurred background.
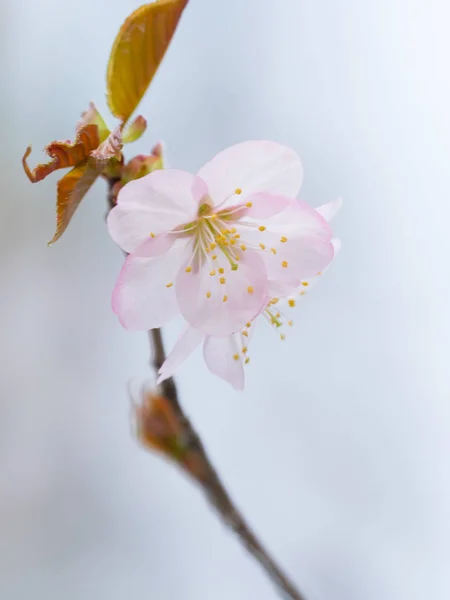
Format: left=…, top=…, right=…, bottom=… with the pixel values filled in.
left=1, top=0, right=450, bottom=598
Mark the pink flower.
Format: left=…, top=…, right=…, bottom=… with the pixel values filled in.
left=157, top=201, right=342, bottom=390
left=107, top=141, right=335, bottom=337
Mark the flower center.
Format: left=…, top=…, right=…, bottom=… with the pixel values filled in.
left=188, top=200, right=250, bottom=270
left=167, top=194, right=291, bottom=299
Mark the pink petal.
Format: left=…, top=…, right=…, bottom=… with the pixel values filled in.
left=112, top=240, right=188, bottom=331
left=175, top=250, right=268, bottom=337
left=157, top=325, right=205, bottom=384
left=267, top=279, right=301, bottom=298
left=203, top=334, right=245, bottom=390
left=197, top=141, right=303, bottom=211
left=264, top=232, right=334, bottom=284
left=132, top=234, right=176, bottom=258
left=331, top=237, right=342, bottom=254
left=107, top=170, right=207, bottom=253
left=271, top=237, right=342, bottom=299
left=239, top=192, right=294, bottom=219
left=238, top=200, right=334, bottom=288
left=316, top=198, right=343, bottom=222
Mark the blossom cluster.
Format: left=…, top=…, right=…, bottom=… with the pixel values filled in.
left=108, top=141, right=341, bottom=389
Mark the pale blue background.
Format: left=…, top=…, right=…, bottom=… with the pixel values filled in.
left=1, top=1, right=450, bottom=599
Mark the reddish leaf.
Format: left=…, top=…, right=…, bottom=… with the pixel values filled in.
left=49, top=162, right=99, bottom=245
left=22, top=124, right=100, bottom=184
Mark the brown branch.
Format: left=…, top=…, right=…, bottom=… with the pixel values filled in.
left=107, top=179, right=307, bottom=600
left=150, top=328, right=307, bottom=600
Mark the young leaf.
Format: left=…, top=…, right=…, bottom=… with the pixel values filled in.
left=122, top=115, right=147, bottom=144
left=106, top=0, right=189, bottom=123
left=77, top=102, right=111, bottom=143
left=22, top=124, right=100, bottom=183
left=89, top=126, right=123, bottom=167
left=49, top=162, right=99, bottom=245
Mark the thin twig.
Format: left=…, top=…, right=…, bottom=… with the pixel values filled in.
left=150, top=328, right=307, bottom=600
left=108, top=180, right=307, bottom=600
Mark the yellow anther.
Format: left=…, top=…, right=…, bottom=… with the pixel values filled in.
left=206, top=291, right=211, bottom=298
left=280, top=236, right=288, bottom=243
left=240, top=244, right=247, bottom=251
left=247, top=286, right=254, bottom=294
left=205, top=247, right=211, bottom=253
left=275, top=312, right=281, bottom=318
left=258, top=225, right=266, bottom=231
left=259, top=243, right=266, bottom=250
left=218, top=267, right=225, bottom=274
left=234, top=233, right=241, bottom=239
left=210, top=242, right=217, bottom=250
left=230, top=227, right=237, bottom=233
left=210, top=214, right=218, bottom=220
left=270, top=297, right=279, bottom=305
left=246, top=202, right=253, bottom=208
left=235, top=255, right=241, bottom=261
left=235, top=188, right=242, bottom=195
left=150, top=232, right=156, bottom=238
left=288, top=299, right=296, bottom=308
left=223, top=295, right=228, bottom=302
left=299, top=291, right=306, bottom=296
left=245, top=357, right=250, bottom=364
left=211, top=254, right=217, bottom=260
left=185, top=266, right=192, bottom=273
left=230, top=238, right=237, bottom=245
left=302, top=281, right=309, bottom=287
left=220, top=277, right=226, bottom=284
left=242, top=330, right=249, bottom=337
left=165, top=282, right=173, bottom=288
left=246, top=322, right=252, bottom=328
left=271, top=248, right=277, bottom=254
left=233, top=353, right=240, bottom=361
left=242, top=347, right=248, bottom=354
left=209, top=270, right=216, bottom=276
left=222, top=240, right=229, bottom=246
left=280, top=333, right=286, bottom=341
left=281, top=261, right=288, bottom=268
left=288, top=320, right=294, bottom=327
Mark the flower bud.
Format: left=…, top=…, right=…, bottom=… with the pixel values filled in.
left=121, top=143, right=164, bottom=185
left=132, top=386, right=207, bottom=481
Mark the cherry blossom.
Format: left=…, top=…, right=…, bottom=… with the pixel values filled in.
left=108, top=141, right=335, bottom=337
left=157, top=201, right=342, bottom=390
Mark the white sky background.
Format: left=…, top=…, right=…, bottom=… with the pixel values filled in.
left=1, top=1, right=450, bottom=599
